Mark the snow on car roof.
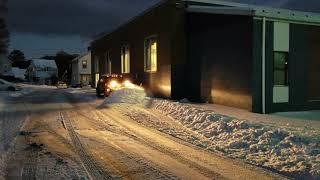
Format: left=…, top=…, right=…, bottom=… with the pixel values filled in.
left=31, top=59, right=58, bottom=69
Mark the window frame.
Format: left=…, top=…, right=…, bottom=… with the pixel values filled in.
left=144, top=35, right=158, bottom=73
left=121, top=44, right=130, bottom=74
left=82, top=60, right=87, bottom=69
left=273, top=51, right=289, bottom=86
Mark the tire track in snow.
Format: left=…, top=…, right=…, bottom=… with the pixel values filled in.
left=21, top=148, right=38, bottom=180
left=59, top=112, right=113, bottom=180
left=95, top=109, right=226, bottom=179
left=67, top=107, right=178, bottom=180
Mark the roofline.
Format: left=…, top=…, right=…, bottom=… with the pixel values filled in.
left=91, top=0, right=320, bottom=44
left=31, top=59, right=56, bottom=61
left=187, top=6, right=254, bottom=16
left=72, top=51, right=91, bottom=62
left=91, top=0, right=169, bottom=44
left=185, top=0, right=320, bottom=24
left=184, top=0, right=253, bottom=8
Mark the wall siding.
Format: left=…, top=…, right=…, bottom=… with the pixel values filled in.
left=91, top=1, right=186, bottom=98
left=252, top=19, right=263, bottom=113
left=186, top=13, right=253, bottom=110
left=265, top=22, right=320, bottom=112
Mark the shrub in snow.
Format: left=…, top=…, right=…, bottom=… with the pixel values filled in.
left=152, top=100, right=320, bottom=178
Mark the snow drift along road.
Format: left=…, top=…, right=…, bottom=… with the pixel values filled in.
left=153, top=100, right=320, bottom=178
left=102, top=86, right=151, bottom=106
left=101, top=86, right=319, bottom=178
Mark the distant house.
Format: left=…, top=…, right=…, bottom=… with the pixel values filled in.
left=27, top=59, right=58, bottom=85
left=91, top=0, right=320, bottom=113
left=11, top=67, right=26, bottom=81
left=71, top=51, right=91, bottom=87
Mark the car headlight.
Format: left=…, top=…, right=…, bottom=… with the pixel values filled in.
left=123, top=80, right=132, bottom=87
left=108, top=80, right=119, bottom=89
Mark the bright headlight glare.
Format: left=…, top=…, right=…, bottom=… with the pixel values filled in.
left=109, top=80, right=119, bottom=89
left=123, top=80, right=132, bottom=87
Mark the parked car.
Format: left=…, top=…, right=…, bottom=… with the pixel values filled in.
left=0, top=78, right=22, bottom=91
left=56, top=81, right=68, bottom=89
left=96, top=74, right=132, bottom=97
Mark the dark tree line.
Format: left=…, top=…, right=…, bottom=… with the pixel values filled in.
left=0, top=0, right=9, bottom=55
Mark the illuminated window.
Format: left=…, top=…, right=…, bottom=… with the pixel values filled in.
left=82, top=60, right=87, bottom=69
left=121, top=45, right=130, bottom=73
left=273, top=52, right=289, bottom=86
left=144, top=36, right=157, bottom=72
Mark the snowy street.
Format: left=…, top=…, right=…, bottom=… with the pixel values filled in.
left=0, top=85, right=319, bottom=179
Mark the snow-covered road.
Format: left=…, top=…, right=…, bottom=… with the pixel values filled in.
left=0, top=86, right=286, bottom=179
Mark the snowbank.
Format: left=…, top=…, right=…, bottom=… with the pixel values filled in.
left=65, top=88, right=96, bottom=101
left=9, top=88, right=33, bottom=98
left=102, top=86, right=150, bottom=106
left=152, top=100, right=320, bottom=178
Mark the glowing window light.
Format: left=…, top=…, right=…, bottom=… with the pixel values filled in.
left=121, top=45, right=130, bottom=73
left=144, top=36, right=157, bottom=72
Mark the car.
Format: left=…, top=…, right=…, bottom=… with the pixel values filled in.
left=96, top=74, right=133, bottom=97
left=0, top=78, right=22, bottom=91
left=56, top=81, right=68, bottom=89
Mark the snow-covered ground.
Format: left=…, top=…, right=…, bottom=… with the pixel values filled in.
left=152, top=100, right=320, bottom=178
left=8, top=83, right=58, bottom=98
left=64, top=87, right=97, bottom=101
left=91, top=86, right=320, bottom=178
left=0, top=90, right=30, bottom=178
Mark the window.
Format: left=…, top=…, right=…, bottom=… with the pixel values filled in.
left=82, top=60, right=87, bottom=69
left=105, top=52, right=112, bottom=74
left=144, top=36, right=157, bottom=72
left=94, top=56, right=99, bottom=73
left=273, top=52, right=289, bottom=86
left=121, top=45, right=130, bottom=73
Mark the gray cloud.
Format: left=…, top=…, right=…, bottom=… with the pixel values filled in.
left=7, top=0, right=320, bottom=37
left=8, top=0, right=161, bottom=37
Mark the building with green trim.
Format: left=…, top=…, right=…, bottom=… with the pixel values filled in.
left=91, top=0, right=320, bottom=113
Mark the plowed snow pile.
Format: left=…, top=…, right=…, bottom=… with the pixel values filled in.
left=101, top=87, right=320, bottom=178
left=102, top=86, right=150, bottom=105
left=152, top=100, right=320, bottom=178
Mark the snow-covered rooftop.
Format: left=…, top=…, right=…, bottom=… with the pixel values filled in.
left=31, top=59, right=58, bottom=69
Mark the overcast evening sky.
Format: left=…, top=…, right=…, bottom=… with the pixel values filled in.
left=7, top=0, right=320, bottom=58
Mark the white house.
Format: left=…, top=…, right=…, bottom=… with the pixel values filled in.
left=27, top=59, right=58, bottom=85
left=11, top=67, right=26, bottom=80
left=71, top=51, right=91, bottom=87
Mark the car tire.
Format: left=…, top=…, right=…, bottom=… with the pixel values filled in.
left=8, top=86, right=16, bottom=91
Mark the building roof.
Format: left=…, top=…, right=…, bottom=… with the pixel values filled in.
left=185, top=0, right=320, bottom=24
left=92, top=0, right=320, bottom=44
left=72, top=51, right=91, bottom=62
left=31, top=59, right=57, bottom=69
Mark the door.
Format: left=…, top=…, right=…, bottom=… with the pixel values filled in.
left=273, top=22, right=290, bottom=103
